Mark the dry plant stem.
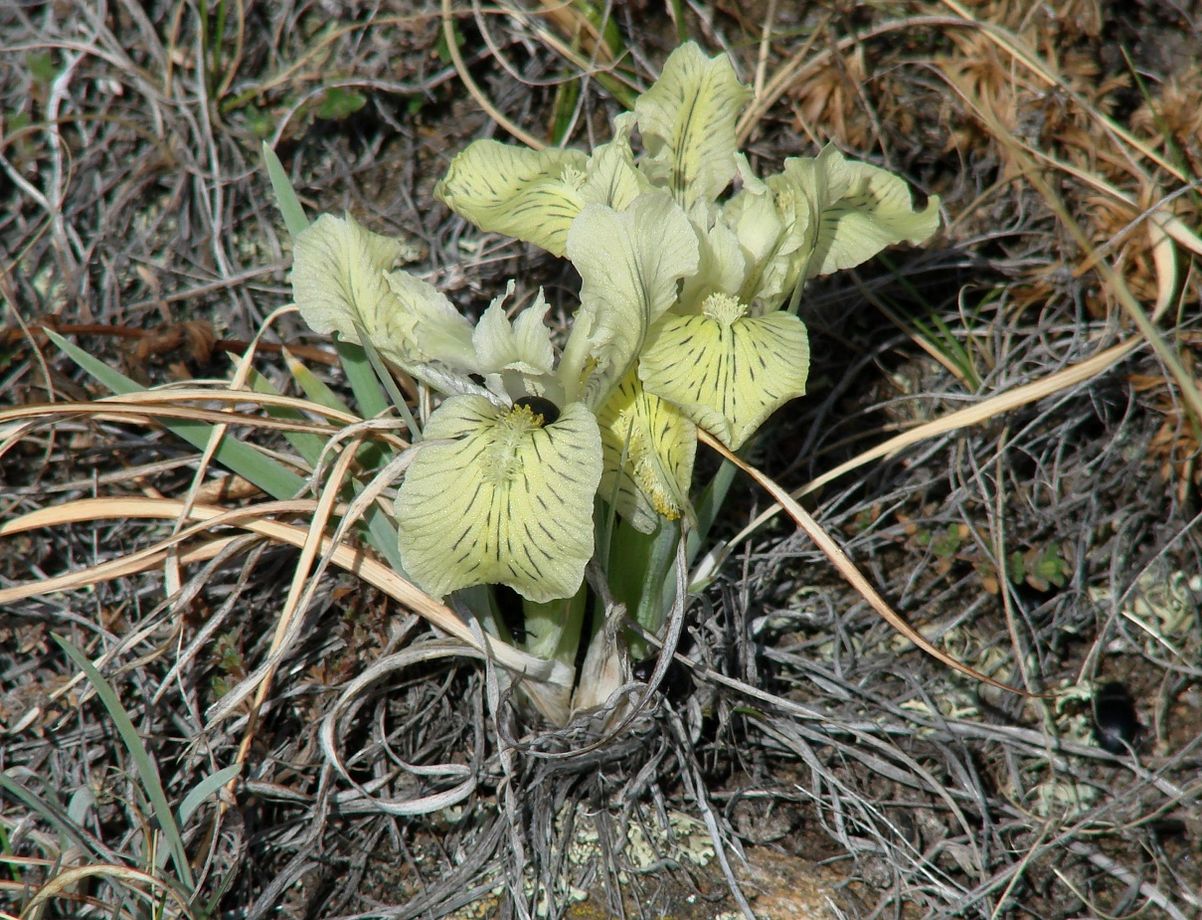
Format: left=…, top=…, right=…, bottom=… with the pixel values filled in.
left=990, top=430, right=1038, bottom=695
left=168, top=309, right=280, bottom=600
left=937, top=0, right=1185, bottom=183
left=0, top=498, right=567, bottom=686
left=442, top=0, right=543, bottom=150
left=92, top=387, right=364, bottom=425
left=318, top=641, right=486, bottom=816
left=0, top=402, right=339, bottom=445
left=724, top=338, right=1141, bottom=562
left=224, top=432, right=366, bottom=812
left=1, top=318, right=340, bottom=367
left=698, top=431, right=1032, bottom=695
left=18, top=862, right=193, bottom=920
left=734, top=15, right=987, bottom=145
left=940, top=70, right=1202, bottom=425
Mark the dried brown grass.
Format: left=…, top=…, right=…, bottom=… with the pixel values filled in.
left=2, top=1, right=1201, bottom=917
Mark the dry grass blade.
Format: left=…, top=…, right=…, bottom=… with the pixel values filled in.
left=441, top=0, right=543, bottom=150
left=18, top=863, right=194, bottom=920
left=699, top=431, right=1032, bottom=695
left=938, top=66, right=1202, bottom=428
left=723, top=337, right=1141, bottom=562
left=225, top=430, right=370, bottom=803
left=0, top=400, right=340, bottom=441
left=937, top=0, right=1186, bottom=182
left=0, top=497, right=569, bottom=688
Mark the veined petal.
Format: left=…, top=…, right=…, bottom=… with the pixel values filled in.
left=579, top=113, right=652, bottom=211
left=640, top=294, right=810, bottom=450
left=812, top=155, right=940, bottom=276
left=597, top=370, right=696, bottom=533
left=396, top=396, right=602, bottom=603
left=770, top=145, right=940, bottom=280
left=472, top=282, right=555, bottom=377
left=634, top=42, right=751, bottom=206
left=291, top=213, right=409, bottom=360
left=382, top=270, right=477, bottom=371
left=435, top=141, right=590, bottom=257
left=679, top=201, right=746, bottom=312
left=561, top=193, right=699, bottom=408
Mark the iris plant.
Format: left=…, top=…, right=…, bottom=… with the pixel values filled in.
left=288, top=42, right=940, bottom=713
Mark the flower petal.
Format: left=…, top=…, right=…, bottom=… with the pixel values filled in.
left=640, top=295, right=810, bottom=449
left=560, top=193, right=699, bottom=408
left=395, top=396, right=602, bottom=603
left=597, top=370, right=696, bottom=533
left=579, top=113, right=653, bottom=211
left=812, top=155, right=940, bottom=276
left=770, top=145, right=940, bottom=280
left=435, top=141, right=590, bottom=257
left=381, top=270, right=477, bottom=371
left=721, top=180, right=800, bottom=312
left=678, top=200, right=747, bottom=312
left=634, top=42, right=751, bottom=206
left=472, top=282, right=556, bottom=378
left=291, top=213, right=410, bottom=361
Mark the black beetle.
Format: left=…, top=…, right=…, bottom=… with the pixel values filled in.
left=1092, top=681, right=1141, bottom=754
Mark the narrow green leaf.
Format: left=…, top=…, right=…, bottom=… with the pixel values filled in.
left=178, top=764, right=241, bottom=826
left=44, top=329, right=306, bottom=500
left=0, top=772, right=102, bottom=859
left=247, top=367, right=329, bottom=468
left=262, top=141, right=309, bottom=238
left=282, top=350, right=392, bottom=474
left=607, top=515, right=680, bottom=659
left=283, top=349, right=352, bottom=416
left=347, top=322, right=420, bottom=442
left=687, top=457, right=736, bottom=563
left=334, top=339, right=388, bottom=421
left=522, top=583, right=589, bottom=667
left=53, top=635, right=194, bottom=891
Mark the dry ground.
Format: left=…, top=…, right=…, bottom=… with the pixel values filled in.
left=2, top=1, right=1201, bottom=918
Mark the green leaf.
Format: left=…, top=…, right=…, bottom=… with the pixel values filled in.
left=54, top=635, right=194, bottom=891
left=262, top=142, right=309, bottom=238
left=395, top=396, right=602, bottom=602
left=315, top=86, right=367, bottom=121
left=334, top=339, right=391, bottom=425
left=178, top=764, right=241, bottom=826
left=28, top=51, right=59, bottom=84
left=606, top=514, right=681, bottom=659
left=283, top=349, right=352, bottom=416
left=0, top=772, right=105, bottom=861
left=246, top=366, right=329, bottom=468
left=244, top=104, right=275, bottom=139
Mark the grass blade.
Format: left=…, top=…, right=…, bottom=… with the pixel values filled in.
left=178, top=764, right=241, bottom=826
left=44, top=329, right=306, bottom=500
left=262, top=142, right=310, bottom=238
left=53, top=635, right=195, bottom=891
